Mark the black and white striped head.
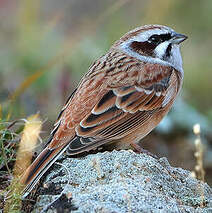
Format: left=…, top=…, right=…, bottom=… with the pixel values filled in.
left=114, top=25, right=187, bottom=73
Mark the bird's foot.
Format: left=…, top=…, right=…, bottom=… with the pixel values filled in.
left=130, top=143, right=158, bottom=159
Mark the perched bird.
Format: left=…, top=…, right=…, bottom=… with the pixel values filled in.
left=20, top=25, right=187, bottom=197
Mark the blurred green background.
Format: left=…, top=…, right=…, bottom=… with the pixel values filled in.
left=0, top=0, right=211, bottom=183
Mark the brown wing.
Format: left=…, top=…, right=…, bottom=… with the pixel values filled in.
left=75, top=73, right=178, bottom=139
left=49, top=50, right=181, bottom=153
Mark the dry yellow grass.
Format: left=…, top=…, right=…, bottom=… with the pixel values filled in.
left=191, top=123, right=205, bottom=208
left=4, top=114, right=42, bottom=212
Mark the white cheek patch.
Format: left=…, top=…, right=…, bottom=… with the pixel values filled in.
left=154, top=41, right=170, bottom=59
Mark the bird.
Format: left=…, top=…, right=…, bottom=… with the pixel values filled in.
left=20, top=24, right=187, bottom=197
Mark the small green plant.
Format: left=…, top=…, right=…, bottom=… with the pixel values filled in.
left=0, top=120, right=24, bottom=175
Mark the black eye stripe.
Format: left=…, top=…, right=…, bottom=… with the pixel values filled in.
left=149, top=33, right=172, bottom=44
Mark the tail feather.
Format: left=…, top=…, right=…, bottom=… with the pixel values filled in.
left=21, top=143, right=69, bottom=198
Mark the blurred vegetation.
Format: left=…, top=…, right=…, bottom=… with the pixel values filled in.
left=0, top=0, right=211, bottom=192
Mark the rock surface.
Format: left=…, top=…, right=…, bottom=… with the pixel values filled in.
left=33, top=150, right=212, bottom=213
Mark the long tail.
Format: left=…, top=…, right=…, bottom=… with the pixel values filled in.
left=20, top=142, right=70, bottom=198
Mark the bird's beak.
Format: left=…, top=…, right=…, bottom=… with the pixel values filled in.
left=171, top=33, right=188, bottom=44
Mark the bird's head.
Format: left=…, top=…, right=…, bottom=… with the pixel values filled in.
left=113, top=25, right=187, bottom=72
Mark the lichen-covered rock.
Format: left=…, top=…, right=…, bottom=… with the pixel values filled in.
left=33, top=150, right=212, bottom=213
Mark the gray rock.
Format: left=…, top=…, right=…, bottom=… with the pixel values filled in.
left=33, top=150, right=212, bottom=213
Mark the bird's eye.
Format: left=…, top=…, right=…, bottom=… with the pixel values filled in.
left=148, top=35, right=161, bottom=44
